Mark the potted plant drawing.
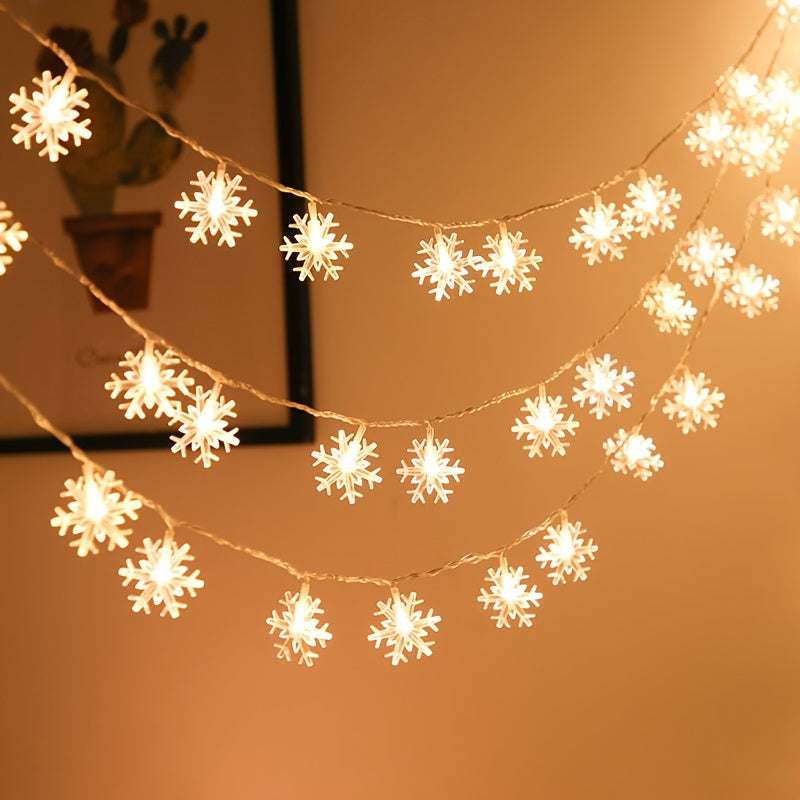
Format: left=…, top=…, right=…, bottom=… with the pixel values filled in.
left=37, top=0, right=207, bottom=311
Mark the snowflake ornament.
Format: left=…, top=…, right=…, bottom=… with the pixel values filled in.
left=170, top=383, right=240, bottom=468
left=279, top=201, right=353, bottom=281
left=478, top=557, right=543, bottom=628
left=266, top=582, right=332, bottom=667
left=568, top=195, right=631, bottom=265
left=412, top=230, right=478, bottom=300
left=368, top=587, right=441, bottom=665
left=51, top=467, right=142, bottom=557
left=723, top=262, right=780, bottom=318
left=685, top=103, right=737, bottom=166
left=9, top=69, right=91, bottom=162
left=312, top=424, right=382, bottom=503
left=396, top=428, right=464, bottom=504
left=643, top=276, right=697, bottom=335
left=511, top=384, right=579, bottom=458
left=759, top=185, right=800, bottom=246
left=603, top=428, right=663, bottom=481
left=621, top=172, right=682, bottom=237
left=0, top=201, right=28, bottom=275
left=662, top=369, right=725, bottom=434
left=536, top=512, right=597, bottom=585
left=733, top=122, right=788, bottom=177
left=767, top=0, right=800, bottom=28
left=721, top=67, right=764, bottom=117
left=676, top=224, right=736, bottom=287
left=760, top=72, right=800, bottom=131
left=119, top=534, right=204, bottom=618
left=476, top=222, right=541, bottom=294
left=573, top=352, right=635, bottom=420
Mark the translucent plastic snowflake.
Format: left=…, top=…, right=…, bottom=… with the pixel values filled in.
left=0, top=201, right=28, bottom=275
left=170, top=383, right=240, bottom=468
left=767, top=0, right=800, bottom=29
left=723, top=262, right=780, bottom=318
left=568, top=196, right=631, bottom=265
left=412, top=230, right=477, bottom=300
left=51, top=467, right=142, bottom=557
left=9, top=69, right=91, bottom=161
left=478, top=558, right=543, bottom=628
left=396, top=430, right=464, bottom=504
left=621, top=173, right=681, bottom=237
left=603, top=428, right=663, bottom=481
left=759, top=185, right=800, bottom=246
left=477, top=223, right=541, bottom=294
left=662, top=369, right=725, bottom=434
left=643, top=276, right=697, bottom=335
left=535, top=514, right=597, bottom=585
left=279, top=201, right=353, bottom=281
left=676, top=224, right=736, bottom=287
left=760, top=72, right=800, bottom=130
left=733, top=123, right=788, bottom=177
left=118, top=535, right=204, bottom=618
left=573, top=353, right=634, bottom=420
left=105, top=340, right=194, bottom=420
left=368, top=588, right=441, bottom=665
left=684, top=104, right=736, bottom=166
left=174, top=165, right=257, bottom=247
left=312, top=425, right=382, bottom=503
left=721, top=67, right=763, bottom=117
left=511, top=384, right=579, bottom=458
left=266, top=583, right=332, bottom=667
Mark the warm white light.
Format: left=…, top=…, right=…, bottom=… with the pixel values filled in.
left=603, top=428, right=663, bottom=481
left=759, top=186, right=800, bottom=246
left=477, top=222, right=542, bottom=294
left=662, top=369, right=725, bottom=434
left=478, top=557, right=543, bottom=628
left=0, top=201, right=28, bottom=275
left=643, top=277, right=697, bottom=335
left=312, top=425, right=382, bottom=503
left=676, top=224, right=736, bottom=287
left=685, top=104, right=736, bottom=166
left=280, top=201, right=353, bottom=280
left=511, top=384, right=579, bottom=458
left=621, top=172, right=682, bottom=237
left=573, top=353, right=634, bottom=420
left=536, top=513, right=597, bottom=585
left=723, top=262, right=780, bottom=318
left=568, top=196, right=631, bottom=265
left=368, top=587, right=441, bottom=665
left=412, top=230, right=477, bottom=300
left=266, top=582, right=332, bottom=667
left=396, top=429, right=464, bottom=504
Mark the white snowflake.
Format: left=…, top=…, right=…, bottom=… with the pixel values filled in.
left=676, top=224, right=736, bottom=287
left=174, top=165, right=257, bottom=247
left=568, top=196, right=631, bottom=265
left=723, top=262, right=780, bottom=318
left=767, top=0, right=800, bottom=28
left=535, top=514, right=597, bottom=585
left=721, top=67, right=764, bottom=117
left=51, top=467, right=142, bottom=557
left=478, top=558, right=543, bottom=628
left=396, top=430, right=464, bottom=504
left=367, top=588, right=441, bottom=665
left=759, top=185, right=800, bottom=246
left=573, top=353, right=635, bottom=420
left=170, top=383, right=240, bottom=468
left=511, top=384, right=579, bottom=458
left=312, top=425, right=382, bottom=503
left=9, top=69, right=91, bottom=162
left=662, top=369, right=725, bottom=434
left=266, top=583, right=332, bottom=667
left=732, top=122, right=788, bottom=177
left=603, top=428, right=663, bottom=481
left=685, top=104, right=736, bottom=166
left=643, top=276, right=697, bottom=335
left=412, top=230, right=478, bottom=300
left=118, top=535, right=204, bottom=618
left=0, top=201, right=28, bottom=276
left=476, top=223, right=541, bottom=294
left=760, top=71, right=800, bottom=131
left=279, top=201, right=353, bottom=281
left=621, top=172, right=682, bottom=238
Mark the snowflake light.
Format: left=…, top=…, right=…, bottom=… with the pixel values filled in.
left=684, top=103, right=736, bottom=166
left=396, top=428, right=464, bottom=504
left=603, top=428, right=663, bottom=481
left=279, top=201, right=353, bottom=281
left=511, top=384, right=579, bottom=458
left=767, top=0, right=800, bottom=28
left=478, top=556, right=543, bottom=628
left=170, top=383, right=240, bottom=468
left=676, top=224, right=736, bottom=287
left=51, top=467, right=142, bottom=557
left=621, top=172, right=682, bottom=237
left=266, top=582, right=332, bottom=667
left=412, top=230, right=477, bottom=300
left=175, top=164, right=257, bottom=247
left=721, top=67, right=763, bottom=117
left=312, top=424, right=382, bottom=503
left=723, top=262, right=780, bottom=318
left=105, top=340, right=194, bottom=420
left=119, top=534, right=204, bottom=618
left=0, top=201, right=28, bottom=276
left=643, top=276, right=697, bottom=335
left=573, top=352, right=634, bottom=420
left=760, top=72, right=800, bottom=131
left=759, top=185, right=800, bottom=246
left=9, top=69, right=91, bottom=162
left=535, top=512, right=597, bottom=585
left=662, top=369, right=725, bottom=434
left=568, top=195, right=630, bottom=265
left=368, top=587, right=441, bottom=665
left=733, top=123, right=788, bottom=177
left=477, top=222, right=541, bottom=294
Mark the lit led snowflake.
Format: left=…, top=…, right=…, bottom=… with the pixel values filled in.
left=568, top=196, right=631, bottom=265
left=685, top=104, right=736, bottom=166
left=767, top=0, right=800, bottom=28
left=174, top=164, right=257, bottom=247
left=760, top=71, right=800, bottom=130
left=9, top=69, right=91, bottom=162
left=312, top=425, right=382, bottom=503
left=662, top=369, right=725, bottom=434
left=676, top=224, right=736, bottom=287
left=51, top=467, right=142, bottom=557
left=119, top=535, right=204, bottom=618
left=721, top=67, right=763, bottom=116
left=723, top=262, right=780, bottom=318
left=643, top=276, right=697, bottom=335
left=603, top=428, right=663, bottom=481
left=105, top=340, right=194, bottom=420
left=535, top=513, right=597, bottom=585
left=477, top=223, right=541, bottom=294
left=733, top=123, right=788, bottom=177
left=573, top=353, right=634, bottom=420
left=170, top=383, right=240, bottom=468
left=621, top=173, right=682, bottom=237
left=266, top=583, right=332, bottom=667
left=396, top=430, right=464, bottom=504
left=279, top=201, right=353, bottom=281
left=511, top=384, right=579, bottom=458
left=478, top=558, right=543, bottom=628
left=759, top=185, right=800, bottom=245
left=368, top=588, right=441, bottom=665
left=412, top=230, right=477, bottom=300
left=0, top=201, right=28, bottom=276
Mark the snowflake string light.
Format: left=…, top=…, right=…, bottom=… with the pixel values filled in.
left=573, top=352, right=634, bottom=420
left=568, top=195, right=631, bottom=265
left=760, top=71, right=800, bottom=131
left=395, top=429, right=464, bottom=504
left=603, top=428, right=663, bottom=481
left=105, top=340, right=194, bottom=420
left=721, top=67, right=764, bottom=117
left=266, top=582, right=332, bottom=667
left=476, top=222, right=541, bottom=294
left=511, top=384, right=580, bottom=458
left=118, top=534, right=204, bottom=618
left=367, top=587, right=441, bottom=665
left=174, top=164, right=257, bottom=247
left=643, top=276, right=697, bottom=335
left=662, top=369, right=725, bottom=434
left=9, top=69, right=91, bottom=162
left=621, top=172, right=682, bottom=237
left=412, top=230, right=477, bottom=300
left=170, top=383, right=240, bottom=468
left=723, top=262, right=780, bottom=318
left=676, top=224, right=736, bottom=287
left=733, top=123, right=788, bottom=177
left=312, top=424, right=382, bottom=503
left=51, top=467, right=142, bottom=557
left=0, top=201, right=28, bottom=276
left=535, top=512, right=597, bottom=585
left=685, top=104, right=736, bottom=166
left=478, top=556, right=543, bottom=628
left=767, top=0, right=800, bottom=28
left=759, top=185, right=800, bottom=246
left=279, top=201, right=353, bottom=281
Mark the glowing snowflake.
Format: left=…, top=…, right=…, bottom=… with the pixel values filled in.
left=685, top=104, right=736, bottom=166
left=621, top=173, right=681, bottom=237
left=568, top=196, right=631, bottom=265
left=478, top=558, right=543, bottom=628
left=767, top=0, right=800, bottom=28
left=119, top=535, right=204, bottom=618
left=573, top=353, right=634, bottom=420
left=0, top=201, right=28, bottom=276
left=603, top=428, right=663, bottom=481
left=733, top=123, right=788, bottom=177
left=368, top=588, right=441, bottom=665
left=643, top=277, right=697, bottom=335
left=676, top=224, right=736, bottom=287
left=662, top=370, right=725, bottom=434
left=51, top=467, right=142, bottom=557
left=412, top=230, right=477, bottom=300
left=511, top=384, right=579, bottom=458
left=9, top=69, right=91, bottom=162
left=760, top=71, right=800, bottom=130
left=266, top=582, right=332, bottom=667
left=535, top=513, right=597, bottom=585
left=312, top=425, right=382, bottom=503
left=721, top=67, right=763, bottom=116
left=279, top=201, right=353, bottom=281
left=396, top=430, right=464, bottom=504
left=477, top=223, right=541, bottom=294
left=759, top=185, right=800, bottom=246
left=170, top=383, right=240, bottom=468
left=723, top=262, right=780, bottom=318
